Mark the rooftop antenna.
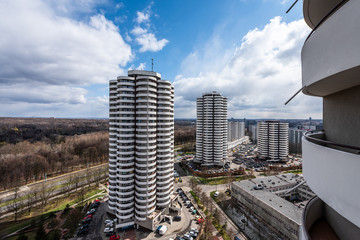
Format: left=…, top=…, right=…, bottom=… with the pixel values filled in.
left=151, top=58, right=154, bottom=72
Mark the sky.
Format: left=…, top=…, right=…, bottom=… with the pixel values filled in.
left=0, top=0, right=322, bottom=119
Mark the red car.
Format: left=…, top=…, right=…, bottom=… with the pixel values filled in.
left=109, top=235, right=120, bottom=240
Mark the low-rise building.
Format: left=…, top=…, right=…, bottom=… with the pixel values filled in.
left=231, top=173, right=315, bottom=240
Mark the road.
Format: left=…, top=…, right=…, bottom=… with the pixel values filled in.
left=174, top=162, right=248, bottom=239
left=0, top=163, right=107, bottom=202
left=0, top=163, right=108, bottom=218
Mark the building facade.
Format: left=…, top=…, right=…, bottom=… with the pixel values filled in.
left=231, top=173, right=315, bottom=240
left=227, top=121, right=245, bottom=142
left=249, top=124, right=257, bottom=143
left=257, top=121, right=289, bottom=161
left=300, top=0, right=360, bottom=238
left=288, top=128, right=307, bottom=154
left=195, top=91, right=228, bottom=166
left=108, top=70, right=175, bottom=230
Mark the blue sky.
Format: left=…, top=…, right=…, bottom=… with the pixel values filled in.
left=0, top=0, right=322, bottom=119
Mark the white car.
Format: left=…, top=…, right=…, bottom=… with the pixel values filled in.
left=106, top=222, right=113, bottom=227
left=104, top=227, right=114, bottom=233
left=214, top=191, right=219, bottom=197
left=104, top=220, right=113, bottom=224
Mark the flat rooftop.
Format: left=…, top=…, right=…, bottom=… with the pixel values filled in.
left=232, top=173, right=306, bottom=225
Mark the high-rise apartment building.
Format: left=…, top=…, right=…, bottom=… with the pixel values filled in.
left=195, top=91, right=228, bottom=166
left=228, top=121, right=245, bottom=142
left=300, top=0, right=360, bottom=238
left=288, top=128, right=306, bottom=154
left=257, top=121, right=288, bottom=161
left=249, top=124, right=257, bottom=143
left=108, top=70, right=174, bottom=231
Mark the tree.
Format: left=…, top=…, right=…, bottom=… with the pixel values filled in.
left=35, top=224, right=47, bottom=240
left=78, top=186, right=86, bottom=205
left=9, top=186, right=22, bottom=221
left=16, top=231, right=28, bottom=240
left=86, top=169, right=92, bottom=187
left=62, top=175, right=73, bottom=197
left=39, top=182, right=55, bottom=208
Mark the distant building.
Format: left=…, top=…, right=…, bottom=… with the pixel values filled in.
left=288, top=128, right=307, bottom=154
left=258, top=121, right=289, bottom=160
left=108, top=70, right=176, bottom=231
left=195, top=91, right=228, bottom=166
left=228, top=121, right=245, bottom=142
left=249, top=124, right=257, bottom=143
left=231, top=173, right=315, bottom=240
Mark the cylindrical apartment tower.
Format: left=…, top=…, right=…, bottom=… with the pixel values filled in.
left=195, top=91, right=228, bottom=166
left=108, top=70, right=174, bottom=230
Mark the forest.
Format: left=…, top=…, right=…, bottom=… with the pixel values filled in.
left=0, top=118, right=196, bottom=190
left=0, top=118, right=108, bottom=190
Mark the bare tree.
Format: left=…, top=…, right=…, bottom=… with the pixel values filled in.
left=39, top=182, right=55, bottom=208
left=9, top=186, right=22, bottom=221
left=86, top=169, right=92, bottom=187
left=78, top=186, right=87, bottom=205
left=62, top=175, right=73, bottom=197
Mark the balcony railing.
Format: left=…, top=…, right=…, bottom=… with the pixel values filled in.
left=304, top=130, right=360, bottom=154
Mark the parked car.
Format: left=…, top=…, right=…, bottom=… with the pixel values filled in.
left=87, top=208, right=96, bottom=215
left=77, top=228, right=89, bottom=236
left=213, top=191, right=219, bottom=197
left=104, top=228, right=114, bottom=233
left=81, top=218, right=92, bottom=224
left=158, top=225, right=168, bottom=235
left=105, top=219, right=114, bottom=224
left=80, top=224, right=89, bottom=230
left=106, top=222, right=114, bottom=227
left=109, top=235, right=120, bottom=240
left=173, top=215, right=181, bottom=221
left=106, top=231, right=116, bottom=237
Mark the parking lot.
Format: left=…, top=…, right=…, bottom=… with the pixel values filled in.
left=72, top=188, right=201, bottom=240
left=139, top=188, right=201, bottom=240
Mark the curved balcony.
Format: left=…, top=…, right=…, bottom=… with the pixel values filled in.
left=301, top=196, right=360, bottom=240
left=135, top=178, right=156, bottom=186
left=135, top=200, right=156, bottom=209
left=302, top=131, right=360, bottom=229
left=135, top=162, right=156, bottom=168
left=301, top=0, right=360, bottom=97
left=116, top=212, right=134, bottom=220
left=135, top=194, right=156, bottom=204
left=157, top=199, right=171, bottom=206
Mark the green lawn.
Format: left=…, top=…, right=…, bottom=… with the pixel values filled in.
left=284, top=169, right=303, bottom=174
left=197, top=175, right=255, bottom=185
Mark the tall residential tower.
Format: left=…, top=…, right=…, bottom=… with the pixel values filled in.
left=108, top=70, right=174, bottom=231
left=195, top=91, right=228, bottom=166
left=257, top=121, right=289, bottom=161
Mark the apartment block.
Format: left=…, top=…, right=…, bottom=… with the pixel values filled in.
left=257, top=121, right=289, bottom=161
left=228, top=121, right=245, bottom=142
left=195, top=91, right=228, bottom=166
left=108, top=70, right=175, bottom=231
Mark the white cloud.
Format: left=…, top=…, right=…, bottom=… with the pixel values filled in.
left=131, top=26, right=148, bottom=35
left=135, top=10, right=150, bottom=24
left=135, top=33, right=169, bottom=52
left=0, top=0, right=133, bottom=114
left=136, top=63, right=146, bottom=70
left=174, top=17, right=321, bottom=119
left=130, top=2, right=169, bottom=52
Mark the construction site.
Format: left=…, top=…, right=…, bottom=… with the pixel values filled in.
left=230, top=173, right=315, bottom=240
